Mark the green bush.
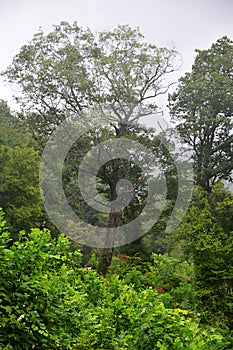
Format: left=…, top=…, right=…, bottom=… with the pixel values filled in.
left=0, top=210, right=225, bottom=349
left=108, top=253, right=198, bottom=311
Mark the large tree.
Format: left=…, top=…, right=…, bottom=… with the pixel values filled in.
left=169, top=36, right=233, bottom=192
left=2, top=22, right=180, bottom=272
left=171, top=183, right=233, bottom=329
left=0, top=100, right=41, bottom=234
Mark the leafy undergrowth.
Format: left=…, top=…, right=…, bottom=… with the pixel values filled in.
left=0, top=211, right=230, bottom=349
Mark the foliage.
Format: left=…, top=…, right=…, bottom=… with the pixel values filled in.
left=0, top=99, right=35, bottom=149
left=171, top=184, right=233, bottom=329
left=169, top=36, right=233, bottom=191
left=0, top=146, right=42, bottom=234
left=0, top=28, right=232, bottom=348
left=108, top=253, right=197, bottom=311
left=2, top=22, right=179, bottom=136
left=0, top=100, right=42, bottom=235
left=0, top=210, right=225, bottom=349
left=1, top=22, right=182, bottom=273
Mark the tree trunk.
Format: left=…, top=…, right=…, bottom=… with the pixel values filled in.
left=97, top=210, right=120, bottom=275
left=97, top=124, right=127, bottom=275
left=98, top=177, right=120, bottom=275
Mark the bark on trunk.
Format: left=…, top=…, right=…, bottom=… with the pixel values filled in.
left=97, top=211, right=120, bottom=275
left=98, top=178, right=120, bottom=275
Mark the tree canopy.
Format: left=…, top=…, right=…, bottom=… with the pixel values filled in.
left=2, top=22, right=179, bottom=136
left=169, top=36, right=233, bottom=191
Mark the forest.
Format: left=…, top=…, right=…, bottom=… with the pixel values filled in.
left=0, top=23, right=232, bottom=349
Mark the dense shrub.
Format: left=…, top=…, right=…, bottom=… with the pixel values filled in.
left=0, top=210, right=226, bottom=349
left=108, top=253, right=198, bottom=311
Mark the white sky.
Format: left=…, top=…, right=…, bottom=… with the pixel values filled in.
left=0, top=0, right=232, bottom=113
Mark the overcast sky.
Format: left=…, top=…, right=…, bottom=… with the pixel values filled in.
left=0, top=0, right=233, bottom=112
